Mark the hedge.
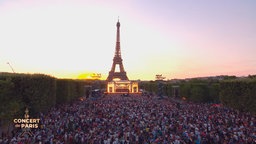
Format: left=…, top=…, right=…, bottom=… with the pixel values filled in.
left=0, top=73, right=91, bottom=126
left=140, top=80, right=220, bottom=103
left=56, top=79, right=87, bottom=104
left=220, top=78, right=256, bottom=113
left=0, top=73, right=56, bottom=116
left=179, top=83, right=220, bottom=103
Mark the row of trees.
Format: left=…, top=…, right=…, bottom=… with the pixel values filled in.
left=0, top=73, right=92, bottom=131
left=140, top=76, right=256, bottom=113
left=56, top=79, right=88, bottom=104
left=179, top=82, right=220, bottom=103
left=220, top=78, right=256, bottom=113
left=140, top=79, right=220, bottom=103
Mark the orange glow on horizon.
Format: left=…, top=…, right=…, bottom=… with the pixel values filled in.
left=77, top=73, right=103, bottom=80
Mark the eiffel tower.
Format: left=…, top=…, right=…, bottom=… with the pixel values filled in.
left=106, top=19, right=129, bottom=82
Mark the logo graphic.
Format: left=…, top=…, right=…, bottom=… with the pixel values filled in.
left=13, top=108, right=41, bottom=137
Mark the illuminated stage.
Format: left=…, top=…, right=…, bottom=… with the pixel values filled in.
left=107, top=80, right=139, bottom=93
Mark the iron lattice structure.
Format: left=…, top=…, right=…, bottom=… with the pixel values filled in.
left=106, top=20, right=129, bottom=82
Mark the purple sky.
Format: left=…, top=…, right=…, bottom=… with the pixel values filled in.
left=0, top=0, right=255, bottom=80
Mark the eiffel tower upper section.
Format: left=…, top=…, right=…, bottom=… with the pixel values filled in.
left=106, top=19, right=129, bottom=82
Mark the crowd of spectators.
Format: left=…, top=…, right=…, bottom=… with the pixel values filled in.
left=1, top=94, right=255, bottom=144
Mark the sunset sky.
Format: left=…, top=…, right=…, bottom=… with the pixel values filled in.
left=0, top=0, right=256, bottom=80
